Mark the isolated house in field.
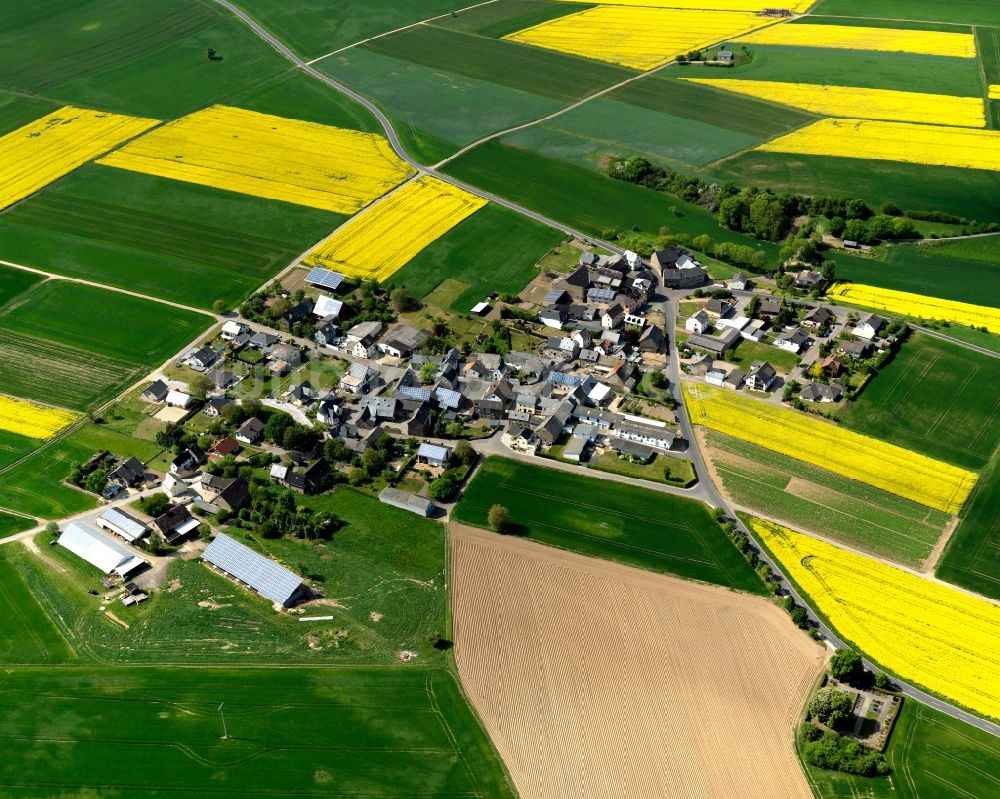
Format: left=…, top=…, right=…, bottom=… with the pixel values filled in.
left=745, top=361, right=778, bottom=392
left=202, top=533, right=307, bottom=608
left=58, top=522, right=146, bottom=578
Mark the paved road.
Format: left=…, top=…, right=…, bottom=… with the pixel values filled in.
left=211, top=0, right=1000, bottom=739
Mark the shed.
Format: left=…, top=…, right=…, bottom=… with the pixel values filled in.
left=378, top=487, right=436, bottom=517
left=96, top=508, right=150, bottom=544
left=202, top=533, right=306, bottom=607
left=58, top=522, right=146, bottom=577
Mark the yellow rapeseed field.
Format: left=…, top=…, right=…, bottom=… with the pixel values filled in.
left=990, top=85, right=1000, bottom=100
left=683, top=382, right=976, bottom=514
left=0, top=394, right=77, bottom=440
left=828, top=282, right=1000, bottom=334
left=554, top=0, right=814, bottom=10
left=752, top=518, right=1000, bottom=721
left=738, top=22, right=976, bottom=58
left=757, top=118, right=1000, bottom=172
left=505, top=6, right=774, bottom=71
left=680, top=78, right=985, bottom=127
left=98, top=105, right=414, bottom=215
left=0, top=106, right=158, bottom=211
left=304, top=176, right=487, bottom=282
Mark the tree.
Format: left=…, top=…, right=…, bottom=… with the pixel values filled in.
left=212, top=299, right=228, bottom=314
left=361, top=447, right=385, bottom=475
left=418, top=361, right=438, bottom=384
left=808, top=687, right=855, bottom=729
left=390, top=287, right=417, bottom=313
left=691, top=233, right=713, bottom=253
left=139, top=492, right=171, bottom=518
left=428, top=476, right=457, bottom=501
left=830, top=648, right=865, bottom=685
left=874, top=672, right=891, bottom=690
left=85, top=469, right=108, bottom=494
left=188, top=373, right=212, bottom=401
left=828, top=216, right=846, bottom=237
left=488, top=504, right=509, bottom=533
left=453, top=440, right=475, bottom=466
left=45, top=521, right=59, bottom=537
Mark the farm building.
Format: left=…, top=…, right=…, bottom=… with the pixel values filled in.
left=417, top=443, right=452, bottom=468
left=202, top=533, right=307, bottom=607
left=96, top=508, right=150, bottom=544
left=58, top=522, right=147, bottom=578
left=379, top=487, right=436, bottom=517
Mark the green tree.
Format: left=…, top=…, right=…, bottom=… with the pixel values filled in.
left=390, top=287, right=417, bottom=313
left=488, top=504, right=509, bottom=533
left=808, top=687, right=855, bottom=729
left=84, top=469, right=108, bottom=494
left=212, top=299, right=228, bottom=314
left=453, top=440, right=475, bottom=466
left=418, top=361, right=438, bottom=384
left=830, top=648, right=865, bottom=685
left=828, top=216, right=846, bottom=237
left=139, top=492, right=171, bottom=518
left=188, top=373, right=212, bottom=401
left=428, top=476, right=457, bottom=501
left=691, top=233, right=713, bottom=253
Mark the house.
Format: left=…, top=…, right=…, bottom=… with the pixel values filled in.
left=587, top=286, right=616, bottom=304
left=400, top=402, right=433, bottom=437
left=378, top=487, right=435, bottom=517
left=249, top=331, right=279, bottom=350
left=609, top=439, right=655, bottom=462
left=313, top=318, right=340, bottom=348
left=200, top=474, right=251, bottom=511
left=602, top=303, right=625, bottom=330
left=685, top=310, right=711, bottom=335
left=162, top=473, right=187, bottom=499
left=800, top=381, right=844, bottom=403
left=221, top=320, right=250, bottom=341
left=686, top=328, right=739, bottom=356
left=819, top=355, right=843, bottom=377
left=313, top=294, right=344, bottom=320
left=345, top=321, right=383, bottom=358
left=794, top=269, right=823, bottom=289
left=543, top=288, right=570, bottom=307
left=562, top=436, right=589, bottom=462
left=285, top=381, right=316, bottom=406
left=723, top=368, right=745, bottom=390
left=269, top=463, right=288, bottom=482
left=209, top=436, right=240, bottom=458
left=187, top=346, right=218, bottom=371
left=515, top=394, right=538, bottom=415
left=802, top=306, right=834, bottom=330
left=283, top=298, right=314, bottom=326
left=154, top=505, right=200, bottom=545
left=97, top=508, right=150, bottom=544
left=484, top=378, right=514, bottom=406
left=203, top=396, right=235, bottom=418
left=470, top=301, right=491, bottom=316
left=141, top=380, right=169, bottom=403
left=716, top=49, right=734, bottom=63
left=58, top=523, right=146, bottom=577
left=730, top=273, right=752, bottom=291
left=638, top=324, right=665, bottom=354
left=757, top=300, right=781, bottom=319
left=435, top=386, right=464, bottom=412
left=280, top=459, right=330, bottom=494
left=316, top=395, right=342, bottom=425
left=360, top=394, right=398, bottom=421
left=340, top=362, right=374, bottom=395
left=417, top=442, right=452, bottom=468
left=269, top=343, right=302, bottom=368
left=615, top=419, right=676, bottom=450
left=269, top=360, right=291, bottom=378
left=706, top=367, right=727, bottom=387
left=206, top=367, right=237, bottom=391
left=501, top=424, right=538, bottom=453
left=740, top=318, right=768, bottom=342
left=535, top=412, right=568, bottom=446
left=704, top=298, right=733, bottom=318
left=236, top=417, right=265, bottom=444
left=775, top=327, right=809, bottom=354
left=203, top=533, right=307, bottom=607
left=652, top=248, right=707, bottom=288
left=852, top=313, right=884, bottom=340
left=839, top=339, right=872, bottom=359
left=165, top=390, right=193, bottom=409
left=170, top=446, right=205, bottom=477
left=558, top=265, right=592, bottom=302
left=745, top=361, right=778, bottom=392
left=717, top=315, right=750, bottom=333
left=108, top=457, right=145, bottom=488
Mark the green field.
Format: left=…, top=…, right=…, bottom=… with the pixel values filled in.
left=811, top=0, right=1000, bottom=25
left=0, top=665, right=515, bottom=798
left=0, top=166, right=344, bottom=309
left=388, top=203, right=564, bottom=311
left=0, top=430, right=43, bottom=472
left=0, top=512, right=33, bottom=540
left=979, top=27, right=1000, bottom=128
left=0, top=547, right=75, bottom=663
left=444, top=141, right=779, bottom=258
left=454, top=457, right=765, bottom=593
left=802, top=699, right=1000, bottom=799
left=232, top=0, right=470, bottom=59
left=698, top=45, right=983, bottom=96
left=832, top=237, right=1000, bottom=309
left=704, top=431, right=948, bottom=568
left=436, top=0, right=589, bottom=38
left=0, top=265, right=43, bottom=305
left=714, top=151, right=1000, bottom=222
left=0, top=91, right=59, bottom=136
left=842, top=333, right=1000, bottom=470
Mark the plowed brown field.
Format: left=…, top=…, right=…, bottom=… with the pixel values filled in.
left=451, top=525, right=825, bottom=799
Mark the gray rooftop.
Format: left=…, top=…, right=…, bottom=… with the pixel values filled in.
left=202, top=533, right=303, bottom=606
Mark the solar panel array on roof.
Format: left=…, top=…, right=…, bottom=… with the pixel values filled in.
left=417, top=442, right=450, bottom=462
left=306, top=267, right=345, bottom=291
left=548, top=371, right=583, bottom=387
left=97, top=508, right=149, bottom=543
left=398, top=385, right=432, bottom=402
left=435, top=387, right=462, bottom=409
left=202, top=533, right=303, bottom=606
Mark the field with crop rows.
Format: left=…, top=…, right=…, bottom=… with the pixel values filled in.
left=937, top=455, right=1000, bottom=601
left=829, top=282, right=1000, bottom=335
left=304, top=177, right=487, bottom=281
left=703, top=431, right=947, bottom=568
left=738, top=23, right=976, bottom=57
left=0, top=105, right=157, bottom=210
left=754, top=518, right=1000, bottom=721
left=452, top=526, right=823, bottom=799
left=684, top=383, right=977, bottom=514
left=99, top=106, right=414, bottom=213
left=842, top=333, right=1000, bottom=470
left=812, top=0, right=1000, bottom=26
left=454, top=457, right=764, bottom=593
left=680, top=78, right=984, bottom=127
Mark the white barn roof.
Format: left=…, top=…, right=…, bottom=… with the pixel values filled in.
left=202, top=533, right=303, bottom=606
left=313, top=295, right=343, bottom=319
left=97, top=508, right=150, bottom=543
left=58, top=522, right=146, bottom=576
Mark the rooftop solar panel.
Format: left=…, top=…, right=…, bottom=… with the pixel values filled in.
left=306, top=267, right=345, bottom=291
left=203, top=533, right=303, bottom=606
left=398, top=385, right=432, bottom=402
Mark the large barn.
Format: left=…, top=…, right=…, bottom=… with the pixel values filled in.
left=58, top=522, right=147, bottom=578
left=201, top=533, right=306, bottom=607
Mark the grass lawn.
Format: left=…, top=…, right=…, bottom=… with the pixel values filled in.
left=704, top=431, right=948, bottom=568
left=699, top=44, right=983, bottom=96
left=435, top=0, right=589, bottom=38
left=0, top=165, right=345, bottom=309
left=801, top=698, right=1000, bottom=799
left=842, top=333, right=1000, bottom=470
left=0, top=664, right=515, bottom=798
left=589, top=451, right=697, bottom=487
left=713, top=151, right=1000, bottom=223
left=811, top=0, right=1000, bottom=25
left=725, top=337, right=800, bottom=372
left=388, top=203, right=564, bottom=311
left=832, top=237, right=1000, bottom=310
left=454, top=457, right=765, bottom=594
left=444, top=140, right=780, bottom=260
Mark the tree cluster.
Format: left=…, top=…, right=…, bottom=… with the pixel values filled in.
left=808, top=686, right=855, bottom=729
left=228, top=484, right=340, bottom=541
left=802, top=726, right=890, bottom=777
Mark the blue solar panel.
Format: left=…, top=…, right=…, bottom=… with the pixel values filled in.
left=435, top=387, right=462, bottom=409
left=398, top=385, right=432, bottom=402
left=306, top=267, right=345, bottom=291
left=548, top=371, right=582, bottom=387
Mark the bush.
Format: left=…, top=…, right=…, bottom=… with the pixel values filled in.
left=803, top=730, right=890, bottom=777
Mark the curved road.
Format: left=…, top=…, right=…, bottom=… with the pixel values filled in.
left=212, top=0, right=1000, bottom=739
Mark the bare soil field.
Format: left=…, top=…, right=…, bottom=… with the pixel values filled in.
left=451, top=524, right=825, bottom=799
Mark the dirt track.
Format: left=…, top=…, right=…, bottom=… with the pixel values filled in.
left=451, top=525, right=825, bottom=799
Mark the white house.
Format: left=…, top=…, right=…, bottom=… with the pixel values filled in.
left=220, top=320, right=250, bottom=341
left=313, top=294, right=344, bottom=320
left=852, top=313, right=884, bottom=341
left=685, top=310, right=711, bottom=335
left=775, top=327, right=809, bottom=354
left=602, top=304, right=624, bottom=330
left=706, top=368, right=727, bottom=387
left=539, top=307, right=566, bottom=330
left=745, top=361, right=777, bottom=392
left=165, top=390, right=193, bottom=409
